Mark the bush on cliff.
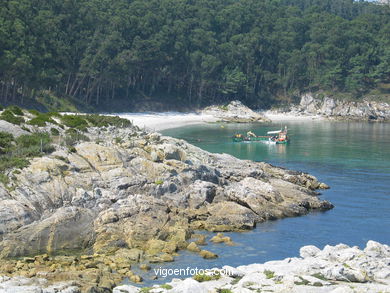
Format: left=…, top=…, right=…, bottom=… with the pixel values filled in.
left=0, top=110, right=25, bottom=125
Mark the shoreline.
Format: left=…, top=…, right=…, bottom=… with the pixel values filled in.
left=114, top=111, right=322, bottom=132
left=115, top=112, right=218, bottom=131
left=261, top=110, right=325, bottom=121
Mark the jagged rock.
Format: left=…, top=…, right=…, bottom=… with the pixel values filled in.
left=282, top=93, right=390, bottom=121
left=210, top=233, right=233, bottom=245
left=0, top=122, right=333, bottom=290
left=202, top=100, right=270, bottom=122
left=115, top=241, right=390, bottom=293
left=199, top=250, right=218, bottom=259
left=187, top=242, right=201, bottom=253
left=300, top=245, right=321, bottom=259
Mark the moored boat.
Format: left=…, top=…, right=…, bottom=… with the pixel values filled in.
left=233, top=126, right=289, bottom=144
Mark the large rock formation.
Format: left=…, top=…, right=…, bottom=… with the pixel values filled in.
left=114, top=241, right=390, bottom=293
left=0, top=124, right=332, bottom=290
left=202, top=100, right=270, bottom=122
left=287, top=93, right=390, bottom=121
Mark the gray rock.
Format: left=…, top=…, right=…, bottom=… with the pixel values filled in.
left=300, top=245, right=321, bottom=259
left=0, top=120, right=29, bottom=137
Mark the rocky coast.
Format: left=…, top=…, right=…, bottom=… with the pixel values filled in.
left=201, top=100, right=270, bottom=123
left=114, top=240, right=390, bottom=293
left=0, top=107, right=332, bottom=292
left=265, top=93, right=390, bottom=121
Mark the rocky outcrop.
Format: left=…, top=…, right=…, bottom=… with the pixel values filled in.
left=114, top=240, right=390, bottom=293
left=202, top=100, right=270, bottom=122
left=0, top=120, right=29, bottom=137
left=282, top=93, right=390, bottom=121
left=0, top=123, right=331, bottom=290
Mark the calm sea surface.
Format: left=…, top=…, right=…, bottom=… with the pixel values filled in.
left=137, top=121, right=390, bottom=284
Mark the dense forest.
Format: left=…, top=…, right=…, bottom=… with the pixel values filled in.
left=1, top=0, right=390, bottom=110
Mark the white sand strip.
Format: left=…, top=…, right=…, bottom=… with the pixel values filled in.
left=116, top=112, right=218, bottom=131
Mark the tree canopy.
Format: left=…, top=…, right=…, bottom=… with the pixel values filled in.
left=0, top=0, right=389, bottom=109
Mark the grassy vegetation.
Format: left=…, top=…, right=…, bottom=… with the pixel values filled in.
left=63, top=130, right=90, bottom=146
left=0, top=107, right=133, bottom=186
left=61, top=115, right=89, bottom=131
left=84, top=114, right=132, bottom=128
left=193, top=272, right=221, bottom=282
left=311, top=273, right=327, bottom=281
left=264, top=270, right=275, bottom=279
left=0, top=131, right=54, bottom=186
left=61, top=114, right=131, bottom=131
left=0, top=110, right=25, bottom=125
left=50, top=128, right=60, bottom=136
left=7, top=105, right=24, bottom=116
left=160, top=284, right=173, bottom=290
left=294, top=276, right=310, bottom=285
left=27, top=113, right=57, bottom=127
left=230, top=276, right=243, bottom=285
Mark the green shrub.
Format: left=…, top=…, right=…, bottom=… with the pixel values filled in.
left=193, top=273, right=220, bottom=282
left=264, top=270, right=275, bottom=279
left=0, top=110, right=25, bottom=125
left=7, top=105, right=24, bottom=116
left=0, top=157, right=29, bottom=171
left=15, top=132, right=54, bottom=156
left=155, top=179, right=164, bottom=185
left=27, top=114, right=56, bottom=127
left=64, top=131, right=90, bottom=146
left=0, top=173, right=9, bottom=185
left=28, top=109, right=40, bottom=116
left=0, top=132, right=14, bottom=153
left=47, top=111, right=61, bottom=118
left=294, top=276, right=310, bottom=285
left=0, top=104, right=3, bottom=111
left=0, top=132, right=54, bottom=186
left=85, top=114, right=131, bottom=128
left=50, top=128, right=60, bottom=136
left=311, top=273, right=327, bottom=281
left=61, top=115, right=88, bottom=131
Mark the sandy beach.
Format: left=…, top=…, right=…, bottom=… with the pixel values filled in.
left=116, top=112, right=218, bottom=131
left=115, top=111, right=323, bottom=131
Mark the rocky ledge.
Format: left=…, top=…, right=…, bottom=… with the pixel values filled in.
left=272, top=93, right=390, bottom=121
left=0, top=120, right=331, bottom=291
left=115, top=240, right=390, bottom=293
left=201, top=100, right=270, bottom=123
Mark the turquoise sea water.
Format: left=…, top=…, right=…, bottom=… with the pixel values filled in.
left=138, top=121, right=390, bottom=284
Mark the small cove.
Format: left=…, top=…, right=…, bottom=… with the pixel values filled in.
left=136, top=120, right=390, bottom=285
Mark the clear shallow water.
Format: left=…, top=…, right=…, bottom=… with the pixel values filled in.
left=138, top=121, right=390, bottom=285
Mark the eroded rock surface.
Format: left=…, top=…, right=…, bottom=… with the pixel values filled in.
left=0, top=124, right=332, bottom=290
left=115, top=241, right=390, bottom=293
left=274, top=93, right=390, bottom=121
left=202, top=100, right=270, bottom=122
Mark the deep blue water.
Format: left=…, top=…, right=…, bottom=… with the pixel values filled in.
left=135, top=121, right=390, bottom=284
